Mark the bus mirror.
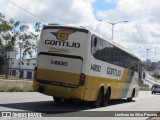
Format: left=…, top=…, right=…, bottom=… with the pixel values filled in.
left=94, top=37, right=97, bottom=47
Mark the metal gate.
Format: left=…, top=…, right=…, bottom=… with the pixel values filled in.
left=19, top=71, right=24, bottom=78
left=27, top=71, right=32, bottom=79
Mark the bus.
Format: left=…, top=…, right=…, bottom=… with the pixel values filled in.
left=33, top=24, right=141, bottom=107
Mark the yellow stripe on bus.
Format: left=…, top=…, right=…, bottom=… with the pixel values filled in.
left=37, top=68, right=80, bottom=85
left=84, top=68, right=129, bottom=101
left=35, top=68, right=130, bottom=101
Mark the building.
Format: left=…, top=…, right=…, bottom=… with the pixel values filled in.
left=9, top=58, right=36, bottom=79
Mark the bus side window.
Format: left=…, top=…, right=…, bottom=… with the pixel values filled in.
left=93, top=37, right=97, bottom=47
left=91, top=36, right=98, bottom=55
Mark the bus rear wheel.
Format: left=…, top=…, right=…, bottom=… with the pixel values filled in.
left=93, top=89, right=103, bottom=108
left=53, top=97, right=62, bottom=103
left=64, top=99, right=75, bottom=103
left=127, top=89, right=135, bottom=102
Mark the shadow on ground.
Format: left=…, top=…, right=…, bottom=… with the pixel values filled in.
left=0, top=99, right=135, bottom=117
left=152, top=93, right=160, bottom=95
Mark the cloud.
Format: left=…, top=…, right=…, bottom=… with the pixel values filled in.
left=96, top=0, right=160, bottom=61
left=0, top=0, right=96, bottom=24
left=98, top=0, right=160, bottom=22
left=105, top=0, right=117, bottom=4
left=1, top=0, right=160, bottom=61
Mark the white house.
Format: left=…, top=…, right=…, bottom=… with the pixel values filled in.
left=9, top=58, right=36, bottom=79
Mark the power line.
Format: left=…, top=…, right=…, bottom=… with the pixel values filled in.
left=8, top=0, right=48, bottom=23
left=0, top=17, right=8, bottom=23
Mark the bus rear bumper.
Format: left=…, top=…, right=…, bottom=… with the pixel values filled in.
left=33, top=80, right=85, bottom=100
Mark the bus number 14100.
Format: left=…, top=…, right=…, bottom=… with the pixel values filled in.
left=91, top=64, right=101, bottom=72
left=51, top=60, right=68, bottom=66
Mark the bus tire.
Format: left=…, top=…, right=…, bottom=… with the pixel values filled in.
left=64, top=99, right=74, bottom=103
left=102, top=88, right=111, bottom=107
left=93, top=88, right=103, bottom=108
left=53, top=97, right=62, bottom=103
left=127, top=89, right=135, bottom=102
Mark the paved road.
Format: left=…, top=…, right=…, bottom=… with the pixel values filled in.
left=0, top=91, right=160, bottom=120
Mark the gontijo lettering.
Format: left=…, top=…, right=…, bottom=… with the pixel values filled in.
left=106, top=67, right=121, bottom=76
left=45, top=40, right=80, bottom=48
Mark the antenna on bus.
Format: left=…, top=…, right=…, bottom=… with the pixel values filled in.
left=79, top=26, right=86, bottom=28
left=48, top=23, right=59, bottom=26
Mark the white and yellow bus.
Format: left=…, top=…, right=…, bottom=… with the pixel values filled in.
left=33, top=25, right=141, bottom=107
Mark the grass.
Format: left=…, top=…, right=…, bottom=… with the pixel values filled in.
left=139, top=83, right=150, bottom=91
left=0, top=75, right=31, bottom=81
left=152, top=73, right=160, bottom=80
left=0, top=85, right=33, bottom=92
left=0, top=76, right=34, bottom=92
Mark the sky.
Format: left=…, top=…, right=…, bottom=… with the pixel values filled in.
left=1, top=0, right=160, bottom=62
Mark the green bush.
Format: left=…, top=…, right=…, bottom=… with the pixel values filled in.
left=153, top=74, right=160, bottom=79
left=139, top=83, right=150, bottom=91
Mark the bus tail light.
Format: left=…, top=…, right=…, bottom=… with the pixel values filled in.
left=79, top=73, right=86, bottom=86
left=34, top=67, right=37, bottom=79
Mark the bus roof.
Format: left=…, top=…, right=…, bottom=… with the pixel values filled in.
left=44, top=24, right=141, bottom=61
left=43, top=25, right=89, bottom=33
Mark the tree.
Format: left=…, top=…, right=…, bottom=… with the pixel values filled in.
left=0, top=12, right=43, bottom=76
left=0, top=12, right=15, bottom=75
left=0, top=12, right=43, bottom=58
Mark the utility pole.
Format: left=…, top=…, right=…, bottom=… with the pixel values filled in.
left=5, top=52, right=9, bottom=79
left=99, top=20, right=128, bottom=40
left=146, top=48, right=150, bottom=73
left=155, top=47, right=157, bottom=59
left=19, top=47, right=22, bottom=78
left=146, top=48, right=150, bottom=60
left=155, top=47, right=157, bottom=77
